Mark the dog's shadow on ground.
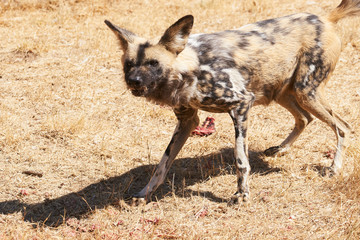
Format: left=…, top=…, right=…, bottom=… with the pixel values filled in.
left=0, top=148, right=281, bottom=227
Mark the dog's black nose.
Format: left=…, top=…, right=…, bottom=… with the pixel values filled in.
left=127, top=75, right=142, bottom=86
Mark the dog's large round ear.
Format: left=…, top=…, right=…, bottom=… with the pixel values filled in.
left=105, top=20, right=137, bottom=51
left=158, top=15, right=194, bottom=55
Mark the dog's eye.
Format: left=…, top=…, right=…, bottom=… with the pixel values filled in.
left=125, top=60, right=134, bottom=69
left=147, top=59, right=159, bottom=67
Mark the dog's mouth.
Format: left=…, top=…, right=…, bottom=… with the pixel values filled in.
left=130, top=86, right=148, bottom=97
left=129, top=82, right=156, bottom=97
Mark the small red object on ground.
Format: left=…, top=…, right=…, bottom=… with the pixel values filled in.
left=19, top=189, right=29, bottom=196
left=192, top=117, right=216, bottom=136
left=323, top=149, right=336, bottom=159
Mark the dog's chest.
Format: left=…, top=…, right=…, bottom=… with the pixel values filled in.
left=184, top=63, right=249, bottom=112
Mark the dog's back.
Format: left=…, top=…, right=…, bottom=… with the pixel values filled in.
left=183, top=10, right=349, bottom=108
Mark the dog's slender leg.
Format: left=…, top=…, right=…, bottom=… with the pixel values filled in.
left=133, top=107, right=199, bottom=202
left=265, top=93, right=313, bottom=156
left=229, top=96, right=254, bottom=202
left=295, top=91, right=350, bottom=175
left=318, top=96, right=352, bottom=133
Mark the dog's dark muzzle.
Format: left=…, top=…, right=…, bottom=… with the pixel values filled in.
left=126, top=74, right=147, bottom=96
left=127, top=74, right=142, bottom=87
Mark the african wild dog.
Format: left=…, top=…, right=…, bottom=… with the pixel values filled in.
left=105, top=0, right=360, bottom=203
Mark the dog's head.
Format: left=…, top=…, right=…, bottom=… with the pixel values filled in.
left=105, top=15, right=194, bottom=97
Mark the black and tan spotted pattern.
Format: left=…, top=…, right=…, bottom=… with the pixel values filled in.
left=105, top=0, right=360, bottom=204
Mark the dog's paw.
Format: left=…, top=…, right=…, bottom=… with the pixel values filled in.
left=264, top=145, right=288, bottom=157
left=264, top=146, right=281, bottom=156
left=131, top=197, right=146, bottom=207
left=228, top=192, right=250, bottom=206
left=320, top=166, right=336, bottom=177
left=131, top=197, right=147, bottom=207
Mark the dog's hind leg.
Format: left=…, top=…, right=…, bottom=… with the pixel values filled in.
left=264, top=93, right=314, bottom=156
left=292, top=55, right=351, bottom=175
left=296, top=89, right=350, bottom=175
left=318, top=94, right=353, bottom=133
left=133, top=107, right=199, bottom=203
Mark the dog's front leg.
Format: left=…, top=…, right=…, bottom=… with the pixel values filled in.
left=229, top=98, right=254, bottom=203
left=133, top=107, right=199, bottom=203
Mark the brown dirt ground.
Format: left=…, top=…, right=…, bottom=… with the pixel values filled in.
left=0, top=0, right=360, bottom=239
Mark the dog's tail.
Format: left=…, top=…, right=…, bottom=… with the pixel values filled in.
left=328, top=0, right=360, bottom=23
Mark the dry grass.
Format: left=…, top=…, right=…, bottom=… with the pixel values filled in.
left=0, top=0, right=360, bottom=239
